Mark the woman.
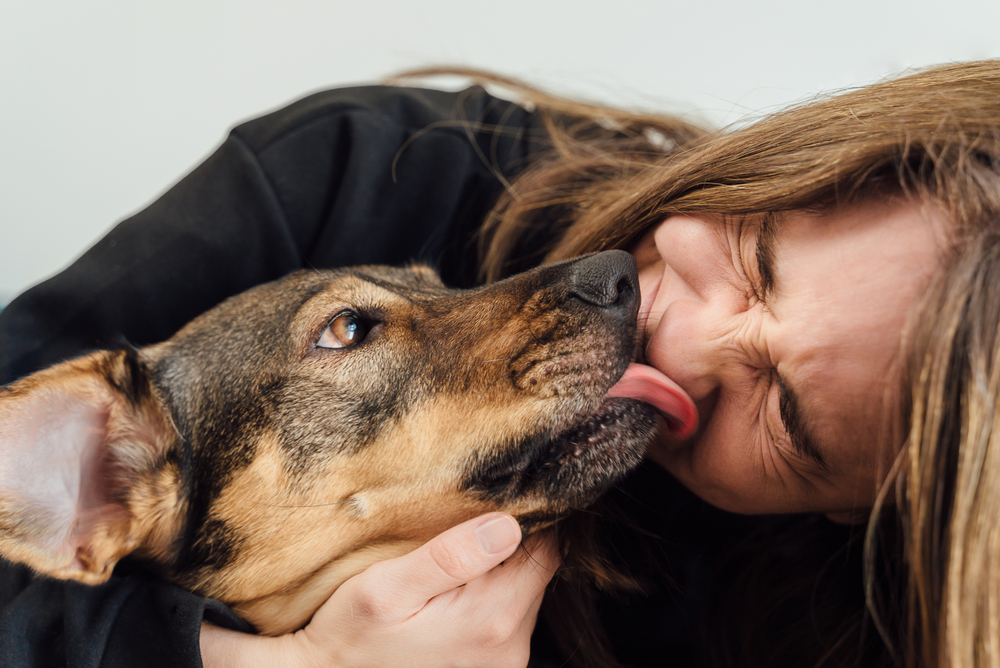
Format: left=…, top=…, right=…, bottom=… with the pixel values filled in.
left=1, top=61, right=997, bottom=667
left=479, top=60, right=1000, bottom=667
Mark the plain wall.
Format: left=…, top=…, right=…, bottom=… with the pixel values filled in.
left=3, top=0, right=1000, bottom=303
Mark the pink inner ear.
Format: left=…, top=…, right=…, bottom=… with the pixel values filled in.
left=0, top=387, right=115, bottom=562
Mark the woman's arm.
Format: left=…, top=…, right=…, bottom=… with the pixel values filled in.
left=201, top=514, right=557, bottom=668
left=0, top=84, right=535, bottom=383
left=0, top=85, right=539, bottom=666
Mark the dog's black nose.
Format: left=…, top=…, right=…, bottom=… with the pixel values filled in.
left=567, top=250, right=639, bottom=311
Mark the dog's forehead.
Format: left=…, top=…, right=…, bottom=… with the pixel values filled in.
left=154, top=266, right=452, bottom=379
left=353, top=264, right=448, bottom=290
left=293, top=266, right=454, bottom=322
left=333, top=264, right=451, bottom=299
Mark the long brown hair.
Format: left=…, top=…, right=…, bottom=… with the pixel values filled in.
left=401, top=62, right=1000, bottom=666
left=478, top=61, right=1000, bottom=281
left=901, top=232, right=1000, bottom=668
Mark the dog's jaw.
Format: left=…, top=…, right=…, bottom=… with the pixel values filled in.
left=232, top=540, right=423, bottom=635
left=464, top=398, right=656, bottom=531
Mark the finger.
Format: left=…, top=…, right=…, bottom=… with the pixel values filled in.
left=447, top=531, right=559, bottom=621
left=519, top=530, right=561, bottom=573
left=371, top=512, right=522, bottom=614
left=490, top=531, right=560, bottom=589
left=517, top=588, right=547, bottom=643
left=458, top=563, right=549, bottom=666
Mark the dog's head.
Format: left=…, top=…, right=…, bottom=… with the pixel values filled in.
left=0, top=251, right=656, bottom=633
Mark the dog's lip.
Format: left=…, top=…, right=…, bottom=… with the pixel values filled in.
left=607, top=363, right=698, bottom=439
left=536, top=396, right=656, bottom=474
left=543, top=396, right=654, bottom=458
left=471, top=396, right=654, bottom=499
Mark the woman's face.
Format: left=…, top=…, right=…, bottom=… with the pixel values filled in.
left=627, top=199, right=946, bottom=515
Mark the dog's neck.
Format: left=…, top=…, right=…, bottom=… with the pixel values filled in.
left=231, top=540, right=421, bottom=634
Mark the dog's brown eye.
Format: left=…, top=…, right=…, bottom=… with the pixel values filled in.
left=317, top=313, right=367, bottom=349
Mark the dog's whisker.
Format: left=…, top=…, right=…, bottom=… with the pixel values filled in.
left=527, top=546, right=546, bottom=569
left=475, top=357, right=514, bottom=364
left=608, top=483, right=663, bottom=514
left=262, top=501, right=353, bottom=509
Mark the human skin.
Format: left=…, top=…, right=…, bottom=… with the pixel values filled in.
left=203, top=199, right=947, bottom=665
left=633, top=198, right=947, bottom=516
left=201, top=514, right=559, bottom=667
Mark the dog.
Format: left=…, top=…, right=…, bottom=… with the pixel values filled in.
left=0, top=250, right=657, bottom=635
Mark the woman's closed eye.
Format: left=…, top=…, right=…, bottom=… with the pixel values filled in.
left=764, top=371, right=829, bottom=472
left=736, top=217, right=828, bottom=472
left=737, top=214, right=778, bottom=305
left=733, top=218, right=761, bottom=301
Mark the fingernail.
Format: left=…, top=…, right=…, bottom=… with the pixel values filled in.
left=475, top=515, right=520, bottom=555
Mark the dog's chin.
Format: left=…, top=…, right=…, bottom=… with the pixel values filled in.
left=536, top=397, right=656, bottom=493
left=469, top=398, right=657, bottom=529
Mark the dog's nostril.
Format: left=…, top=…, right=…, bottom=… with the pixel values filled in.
left=568, top=250, right=639, bottom=309
left=615, top=277, right=634, bottom=302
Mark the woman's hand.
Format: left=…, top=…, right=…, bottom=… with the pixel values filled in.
left=201, top=513, right=559, bottom=668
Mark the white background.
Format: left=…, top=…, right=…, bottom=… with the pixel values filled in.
left=2, top=0, right=999, bottom=303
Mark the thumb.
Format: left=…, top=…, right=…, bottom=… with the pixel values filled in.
left=373, top=513, right=522, bottom=614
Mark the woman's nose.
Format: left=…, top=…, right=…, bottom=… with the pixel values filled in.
left=644, top=215, right=752, bottom=403
left=653, top=215, right=724, bottom=298
left=646, top=298, right=732, bottom=403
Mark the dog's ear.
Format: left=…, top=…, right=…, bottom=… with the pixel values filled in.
left=0, top=349, right=178, bottom=584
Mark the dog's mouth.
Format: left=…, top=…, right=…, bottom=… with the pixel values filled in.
left=608, top=363, right=699, bottom=439
left=465, top=362, right=698, bottom=521
left=465, top=395, right=656, bottom=518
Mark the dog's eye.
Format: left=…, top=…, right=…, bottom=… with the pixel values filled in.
left=317, top=313, right=368, bottom=349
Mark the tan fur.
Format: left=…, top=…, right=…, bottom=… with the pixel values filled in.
left=183, top=393, right=572, bottom=631
left=233, top=541, right=423, bottom=633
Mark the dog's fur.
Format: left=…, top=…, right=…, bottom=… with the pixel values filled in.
left=0, top=251, right=655, bottom=634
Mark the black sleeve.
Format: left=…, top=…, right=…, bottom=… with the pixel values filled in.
left=0, top=84, right=540, bottom=383
left=0, top=85, right=538, bottom=667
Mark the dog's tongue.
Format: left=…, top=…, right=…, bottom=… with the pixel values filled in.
left=607, top=363, right=698, bottom=439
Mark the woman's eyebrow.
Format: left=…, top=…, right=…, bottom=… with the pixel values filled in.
left=776, top=374, right=829, bottom=471
left=756, top=212, right=778, bottom=299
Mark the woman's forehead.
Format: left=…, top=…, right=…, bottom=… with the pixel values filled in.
left=766, top=200, right=944, bottom=330
left=771, top=199, right=946, bottom=295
